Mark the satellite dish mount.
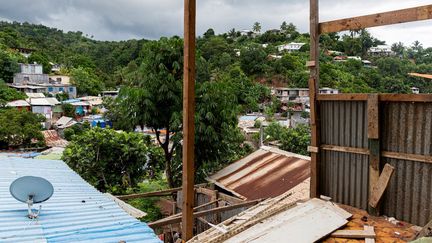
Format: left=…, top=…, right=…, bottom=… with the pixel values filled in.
left=26, top=195, right=42, bottom=219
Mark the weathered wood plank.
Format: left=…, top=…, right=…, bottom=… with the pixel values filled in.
left=182, top=0, right=197, bottom=239
left=148, top=199, right=261, bottom=228
left=319, top=5, right=432, bottom=33
left=308, top=145, right=319, bottom=153
left=331, top=225, right=376, bottom=238
left=317, top=94, right=368, bottom=101
left=367, top=94, right=379, bottom=139
left=321, top=144, right=369, bottom=155
left=379, top=94, right=432, bottom=102
left=309, top=0, right=320, bottom=198
left=382, top=151, right=432, bottom=164
left=415, top=218, right=432, bottom=239
left=369, top=164, right=395, bottom=208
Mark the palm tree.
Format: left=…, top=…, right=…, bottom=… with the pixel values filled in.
left=252, top=22, right=261, bottom=33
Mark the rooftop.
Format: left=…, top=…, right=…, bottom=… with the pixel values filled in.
left=207, top=146, right=310, bottom=200
left=0, top=157, right=161, bottom=242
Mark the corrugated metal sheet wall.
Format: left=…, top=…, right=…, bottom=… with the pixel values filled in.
left=381, top=102, right=432, bottom=226
left=319, top=101, right=369, bottom=210
left=319, top=100, right=432, bottom=226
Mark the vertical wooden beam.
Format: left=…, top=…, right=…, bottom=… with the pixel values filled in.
left=309, top=0, right=320, bottom=198
left=182, top=0, right=196, bottom=240
left=367, top=94, right=380, bottom=215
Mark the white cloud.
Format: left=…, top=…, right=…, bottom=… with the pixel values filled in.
left=0, top=0, right=430, bottom=46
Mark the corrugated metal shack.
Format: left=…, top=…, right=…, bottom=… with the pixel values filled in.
left=306, top=1, right=432, bottom=228
left=146, top=147, right=311, bottom=240
left=0, top=156, right=161, bottom=243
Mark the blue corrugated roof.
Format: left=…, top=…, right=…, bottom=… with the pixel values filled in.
left=0, top=157, right=161, bottom=243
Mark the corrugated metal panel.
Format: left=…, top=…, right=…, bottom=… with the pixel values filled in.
left=0, top=157, right=161, bottom=243
left=381, top=102, right=432, bottom=226
left=319, top=151, right=369, bottom=209
left=320, top=101, right=367, bottom=148
left=208, top=146, right=310, bottom=200
left=319, top=101, right=369, bottom=209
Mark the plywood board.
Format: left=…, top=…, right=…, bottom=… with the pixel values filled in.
left=225, top=199, right=349, bottom=243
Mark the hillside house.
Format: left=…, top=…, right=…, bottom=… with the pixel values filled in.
left=10, top=63, right=77, bottom=98
left=319, top=87, right=339, bottom=94
left=368, top=45, right=394, bottom=56
left=277, top=42, right=305, bottom=52
left=272, top=87, right=310, bottom=103
left=6, top=100, right=30, bottom=111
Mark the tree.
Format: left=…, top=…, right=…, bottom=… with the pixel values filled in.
left=62, top=103, right=75, bottom=117
left=0, top=108, right=45, bottom=149
left=391, top=42, right=405, bottom=56
left=116, top=37, right=183, bottom=188
left=0, top=80, right=26, bottom=106
left=239, top=44, right=268, bottom=75
left=252, top=22, right=261, bottom=33
left=62, top=128, right=164, bottom=193
left=203, top=28, right=215, bottom=39
left=263, top=122, right=311, bottom=155
left=0, top=48, right=19, bottom=82
left=70, top=67, right=104, bottom=96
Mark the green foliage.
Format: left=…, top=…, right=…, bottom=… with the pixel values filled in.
left=0, top=47, right=19, bottom=82
left=70, top=67, right=104, bottom=95
left=28, top=51, right=51, bottom=73
left=62, top=103, right=75, bottom=117
left=127, top=180, right=168, bottom=222
left=0, top=108, right=45, bottom=149
left=62, top=128, right=164, bottom=192
left=264, top=122, right=311, bottom=155
left=63, top=122, right=91, bottom=141
left=239, top=44, right=268, bottom=75
left=55, top=92, right=69, bottom=101
left=0, top=80, right=26, bottom=105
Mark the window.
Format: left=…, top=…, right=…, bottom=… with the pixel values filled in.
left=59, top=87, right=64, bottom=92
left=69, top=87, right=74, bottom=92
left=56, top=78, right=62, bottom=82
left=48, top=87, right=54, bottom=92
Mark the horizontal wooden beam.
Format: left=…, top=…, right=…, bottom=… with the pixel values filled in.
left=318, top=94, right=368, bottom=101
left=320, top=144, right=432, bottom=165
left=319, top=4, right=432, bottom=33
left=382, top=151, right=432, bottom=164
left=379, top=94, right=432, bottom=102
left=321, top=144, right=369, bottom=155
left=116, top=183, right=207, bottom=200
left=317, top=94, right=432, bottom=102
left=148, top=199, right=261, bottom=228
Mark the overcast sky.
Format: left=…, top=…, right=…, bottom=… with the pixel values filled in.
left=0, top=0, right=431, bottom=47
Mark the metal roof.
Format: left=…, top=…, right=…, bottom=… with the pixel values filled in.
left=6, top=100, right=30, bottom=107
left=0, top=157, right=161, bottom=243
left=208, top=146, right=310, bottom=200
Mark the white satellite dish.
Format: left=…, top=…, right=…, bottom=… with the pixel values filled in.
left=9, top=176, right=54, bottom=219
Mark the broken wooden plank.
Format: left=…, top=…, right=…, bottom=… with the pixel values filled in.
left=369, top=164, right=395, bottom=208
left=331, top=225, right=375, bottom=239
left=319, top=5, right=432, bottom=33
left=148, top=199, right=261, bottom=228
left=307, top=146, right=319, bottom=153
left=415, top=218, right=432, bottom=239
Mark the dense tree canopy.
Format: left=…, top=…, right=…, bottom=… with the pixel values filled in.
left=0, top=108, right=45, bottom=149
left=62, top=128, right=164, bottom=193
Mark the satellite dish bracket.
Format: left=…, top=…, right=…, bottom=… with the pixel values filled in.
left=26, top=195, right=42, bottom=219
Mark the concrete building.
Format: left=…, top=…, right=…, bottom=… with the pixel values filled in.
left=10, top=64, right=77, bottom=98
left=277, top=42, right=305, bottom=52
left=368, top=45, right=394, bottom=56
left=319, top=88, right=339, bottom=94
left=272, top=87, right=310, bottom=103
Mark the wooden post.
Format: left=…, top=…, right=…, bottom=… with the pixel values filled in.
left=308, top=0, right=320, bottom=198
left=367, top=94, right=380, bottom=215
left=182, top=0, right=196, bottom=240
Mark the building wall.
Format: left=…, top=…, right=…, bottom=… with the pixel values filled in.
left=46, top=86, right=77, bottom=98
left=13, top=73, right=49, bottom=84
left=19, top=63, right=43, bottom=74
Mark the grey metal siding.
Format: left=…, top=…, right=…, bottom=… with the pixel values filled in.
left=319, top=101, right=369, bottom=209
left=381, top=102, right=432, bottom=226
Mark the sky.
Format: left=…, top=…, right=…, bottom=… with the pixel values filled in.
left=0, top=0, right=431, bottom=47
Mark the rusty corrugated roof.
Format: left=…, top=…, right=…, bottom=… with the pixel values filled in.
left=208, top=146, right=310, bottom=200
